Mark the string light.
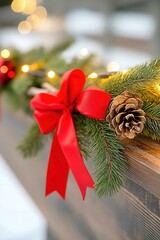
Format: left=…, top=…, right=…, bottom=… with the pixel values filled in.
left=88, top=72, right=98, bottom=79
left=107, top=61, right=120, bottom=72
left=22, top=0, right=37, bottom=14
left=0, top=65, right=8, bottom=73
left=27, top=6, right=48, bottom=30
left=47, top=71, right=56, bottom=79
left=11, top=0, right=37, bottom=14
left=1, top=49, right=11, bottom=59
left=8, top=71, right=16, bottom=79
left=27, top=14, right=41, bottom=29
left=80, top=48, right=89, bottom=57
left=21, top=64, right=30, bottom=73
left=18, top=21, right=32, bottom=35
left=33, top=6, right=47, bottom=19
left=11, top=0, right=25, bottom=13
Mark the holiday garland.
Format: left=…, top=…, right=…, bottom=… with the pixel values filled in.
left=0, top=40, right=160, bottom=199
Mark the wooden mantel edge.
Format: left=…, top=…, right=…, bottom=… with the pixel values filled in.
left=124, top=137, right=160, bottom=198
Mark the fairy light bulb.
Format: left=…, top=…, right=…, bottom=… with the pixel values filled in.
left=88, top=72, right=98, bottom=79
left=1, top=49, right=11, bottom=59
left=47, top=71, right=55, bottom=79
left=158, top=84, right=160, bottom=91
left=18, top=21, right=32, bottom=35
left=0, top=65, right=8, bottom=73
left=80, top=48, right=89, bottom=57
left=21, top=64, right=30, bottom=73
left=11, top=0, right=25, bottom=13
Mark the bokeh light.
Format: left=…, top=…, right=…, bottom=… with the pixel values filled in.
left=18, top=21, right=32, bottom=34
left=11, top=0, right=25, bottom=13
left=88, top=72, right=98, bottom=79
left=22, top=0, right=37, bottom=15
left=107, top=61, right=120, bottom=71
left=80, top=48, right=89, bottom=57
left=0, top=66, right=8, bottom=73
left=34, top=6, right=47, bottom=19
left=47, top=71, right=56, bottom=79
left=1, top=49, right=11, bottom=59
left=21, top=64, right=30, bottom=73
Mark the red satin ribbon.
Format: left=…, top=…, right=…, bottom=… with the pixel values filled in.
left=31, top=69, right=112, bottom=199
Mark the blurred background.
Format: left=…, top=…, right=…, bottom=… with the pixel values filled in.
left=0, top=0, right=160, bottom=240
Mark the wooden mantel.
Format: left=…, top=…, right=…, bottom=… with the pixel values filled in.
left=0, top=105, right=160, bottom=240
left=125, top=137, right=160, bottom=198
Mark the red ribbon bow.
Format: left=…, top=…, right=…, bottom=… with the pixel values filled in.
left=31, top=69, right=111, bottom=199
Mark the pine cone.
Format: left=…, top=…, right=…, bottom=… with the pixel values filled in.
left=106, top=91, right=146, bottom=139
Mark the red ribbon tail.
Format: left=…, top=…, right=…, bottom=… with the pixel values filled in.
left=57, top=112, right=94, bottom=199
left=45, top=133, right=69, bottom=199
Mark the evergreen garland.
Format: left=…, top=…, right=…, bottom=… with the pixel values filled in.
left=0, top=41, right=160, bottom=198
left=84, top=118, right=126, bottom=196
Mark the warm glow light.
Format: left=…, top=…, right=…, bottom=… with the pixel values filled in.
left=27, top=14, right=41, bottom=29
left=18, top=21, right=32, bottom=35
left=11, top=0, right=25, bottom=13
left=8, top=71, right=16, bottom=78
left=33, top=6, right=47, bottom=18
left=0, top=65, right=8, bottom=73
left=122, top=69, right=128, bottom=74
left=47, top=71, right=55, bottom=79
left=107, top=61, right=120, bottom=71
left=26, top=6, right=47, bottom=29
left=158, top=85, right=160, bottom=91
left=22, top=0, right=37, bottom=14
left=80, top=48, right=89, bottom=57
left=1, top=49, right=10, bottom=59
left=88, top=72, right=98, bottom=79
left=21, top=64, right=30, bottom=73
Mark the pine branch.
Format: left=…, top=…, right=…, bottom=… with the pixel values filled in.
left=142, top=116, right=160, bottom=141
left=143, top=101, right=160, bottom=118
left=98, top=57, right=160, bottom=97
left=74, top=114, right=90, bottom=160
left=82, top=118, right=126, bottom=197
left=18, top=122, right=47, bottom=158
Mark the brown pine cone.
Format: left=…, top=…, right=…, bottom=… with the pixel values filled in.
left=106, top=91, right=146, bottom=139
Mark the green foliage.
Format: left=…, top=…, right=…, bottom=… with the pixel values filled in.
left=2, top=41, right=160, bottom=198
left=74, top=114, right=90, bottom=160
left=142, top=116, right=160, bottom=141
left=76, top=116, right=126, bottom=197
left=98, top=57, right=160, bottom=97
left=143, top=101, right=160, bottom=118
left=18, top=122, right=47, bottom=158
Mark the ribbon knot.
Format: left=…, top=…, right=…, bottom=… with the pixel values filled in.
left=31, top=69, right=111, bottom=199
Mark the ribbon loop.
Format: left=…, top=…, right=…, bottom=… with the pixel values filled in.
left=31, top=68, right=112, bottom=199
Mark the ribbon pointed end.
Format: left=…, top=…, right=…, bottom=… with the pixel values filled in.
left=81, top=180, right=94, bottom=200
left=45, top=186, right=66, bottom=200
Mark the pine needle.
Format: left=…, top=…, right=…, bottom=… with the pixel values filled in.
left=142, top=116, right=160, bottom=141
left=17, top=122, right=47, bottom=158
left=77, top=117, right=126, bottom=197
left=98, top=57, right=160, bottom=97
left=74, top=114, right=90, bottom=160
